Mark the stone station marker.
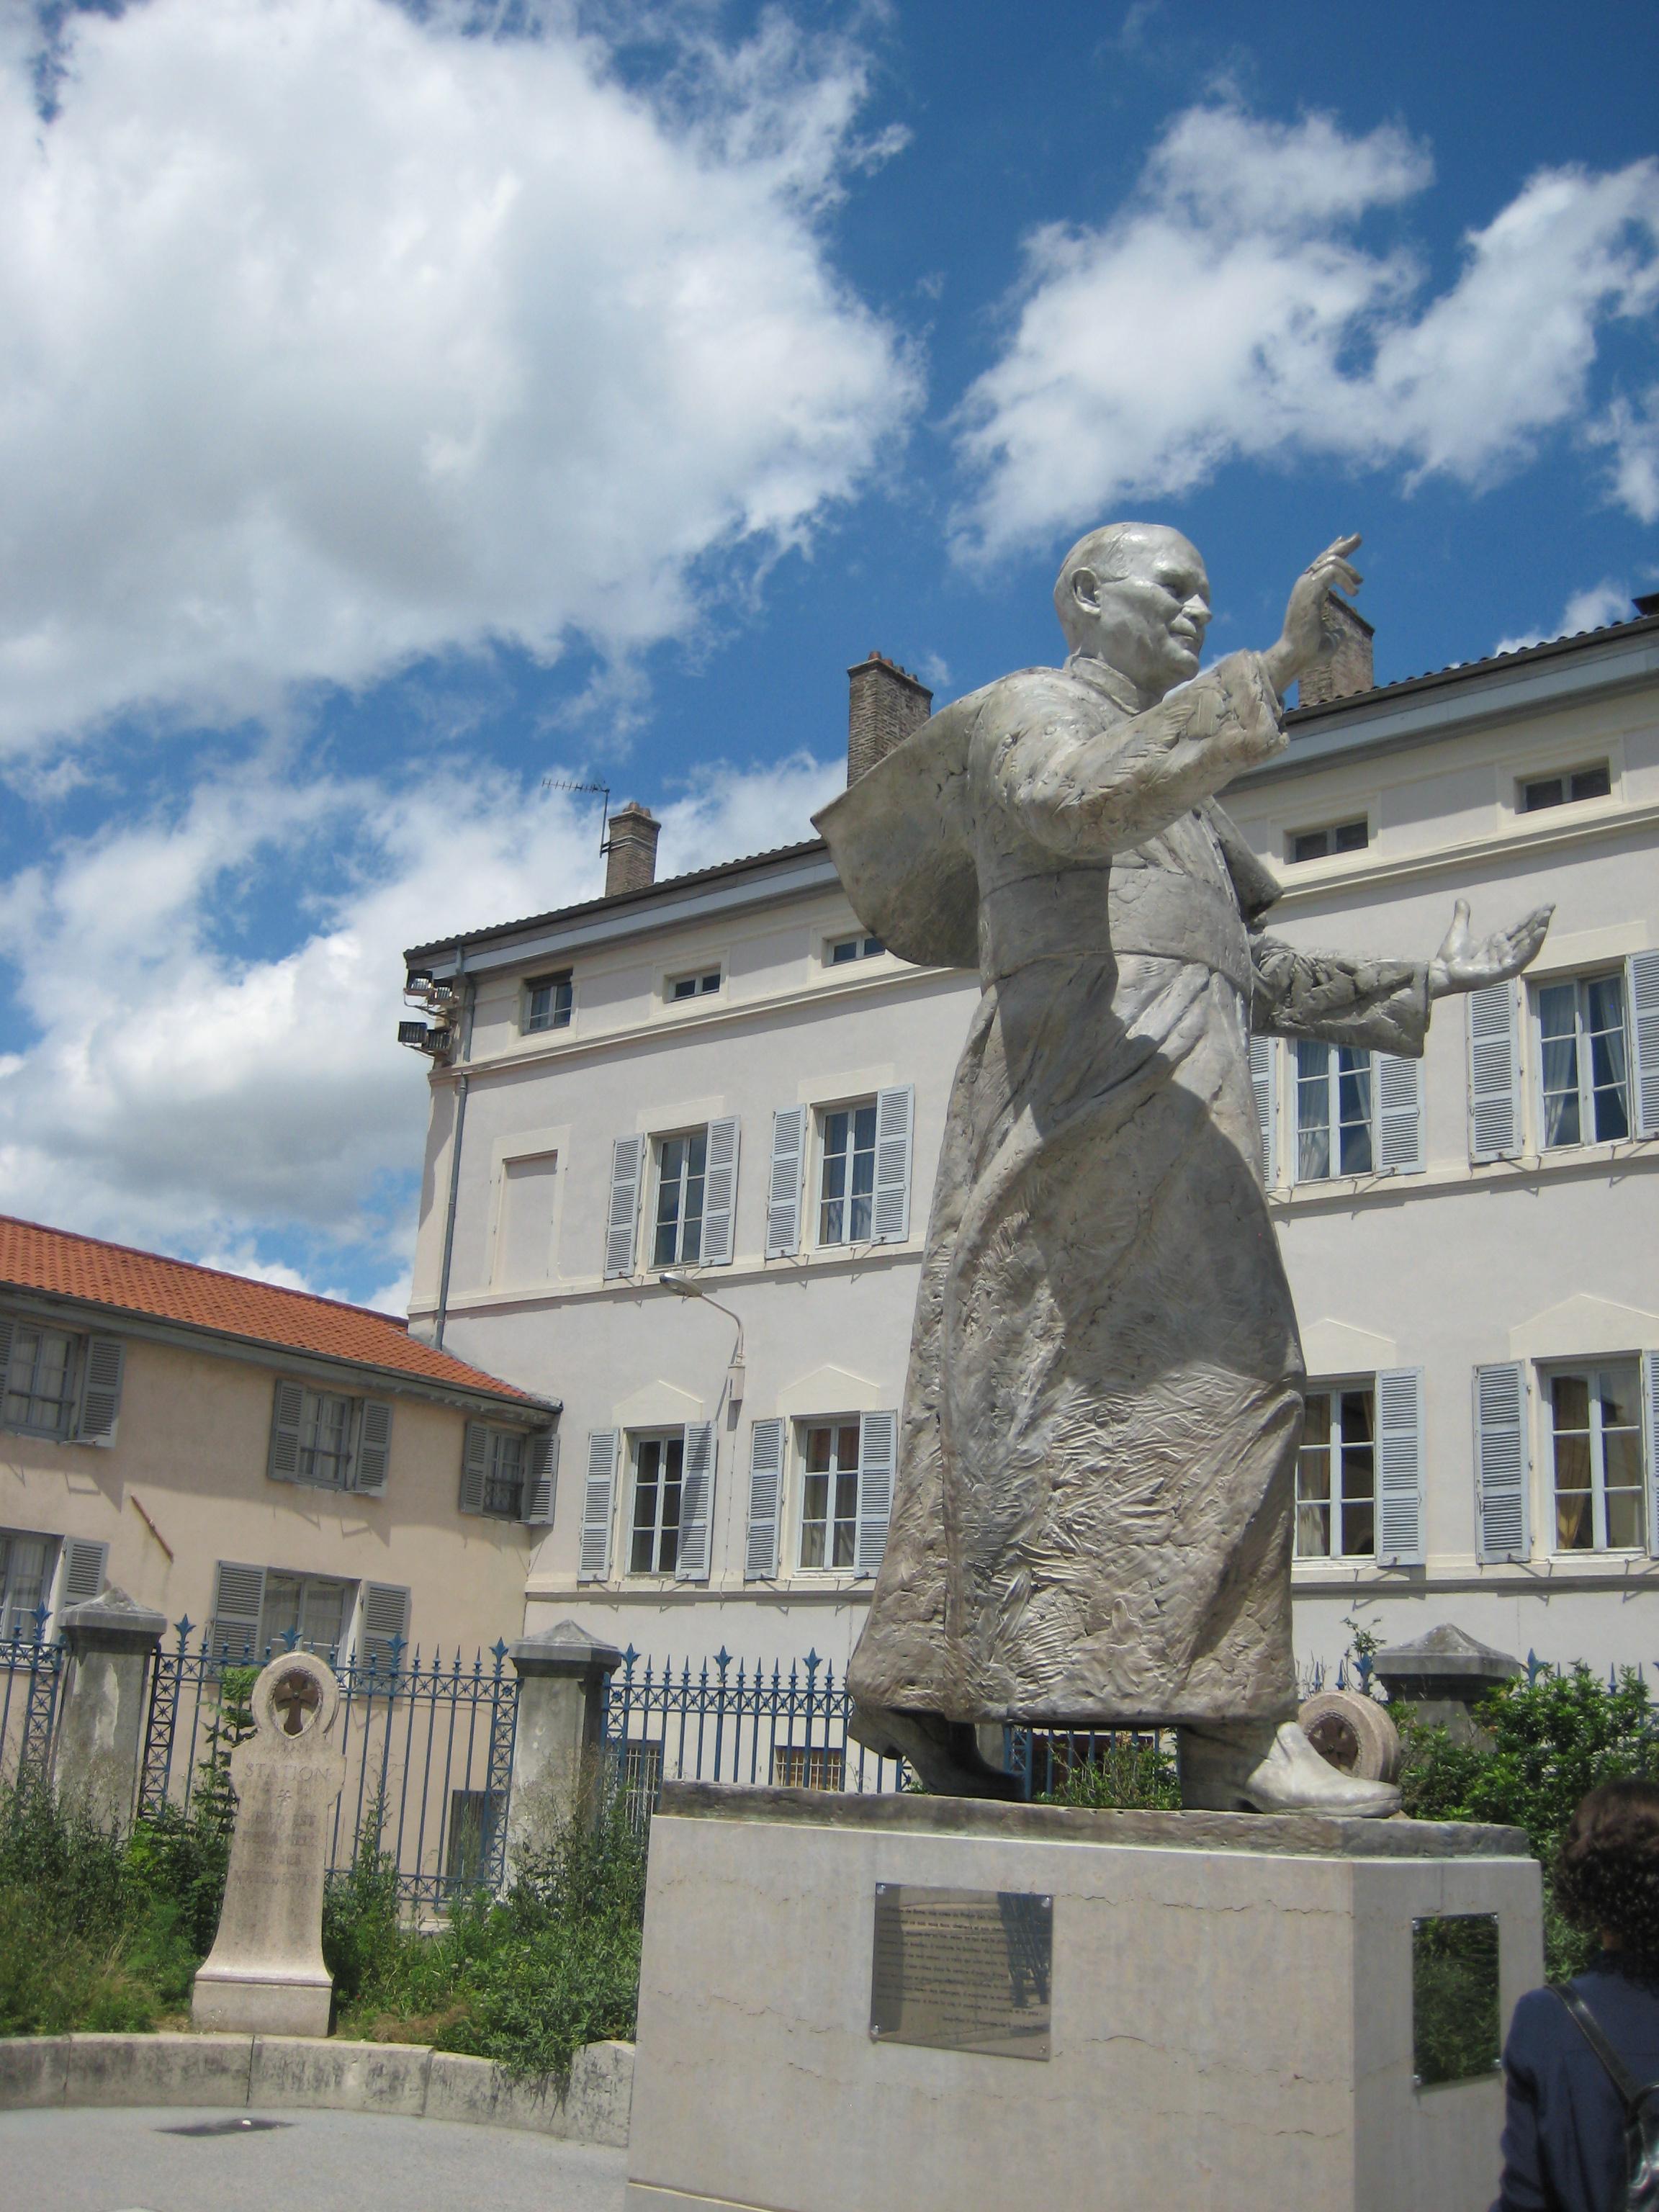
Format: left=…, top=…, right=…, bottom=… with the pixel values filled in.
left=191, top=1648, right=346, bottom=2038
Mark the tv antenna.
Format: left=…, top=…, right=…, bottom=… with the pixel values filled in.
left=541, top=778, right=612, bottom=856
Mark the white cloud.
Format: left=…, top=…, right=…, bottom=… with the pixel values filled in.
left=1493, top=580, right=1633, bottom=657
left=0, top=0, right=918, bottom=750
left=953, top=103, right=1659, bottom=553
left=0, top=742, right=842, bottom=1298
left=1593, top=385, right=1659, bottom=523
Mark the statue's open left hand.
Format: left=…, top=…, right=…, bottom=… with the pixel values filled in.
left=1427, top=900, right=1554, bottom=998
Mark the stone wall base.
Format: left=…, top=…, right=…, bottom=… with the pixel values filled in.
left=0, top=2033, right=634, bottom=2146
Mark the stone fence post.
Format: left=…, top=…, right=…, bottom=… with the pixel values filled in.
left=51, top=1587, right=167, bottom=1830
left=1373, top=1623, right=1521, bottom=1746
left=504, top=1619, right=622, bottom=1878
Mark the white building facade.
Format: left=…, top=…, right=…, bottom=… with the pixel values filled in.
left=405, top=612, right=1659, bottom=1686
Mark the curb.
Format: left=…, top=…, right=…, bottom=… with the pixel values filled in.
left=0, top=2032, right=634, bottom=2146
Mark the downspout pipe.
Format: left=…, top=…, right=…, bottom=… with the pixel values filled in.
left=433, top=947, right=475, bottom=1352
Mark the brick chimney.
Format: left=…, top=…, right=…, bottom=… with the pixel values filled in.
left=847, top=652, right=932, bottom=783
left=604, top=801, right=661, bottom=896
left=1297, top=597, right=1375, bottom=707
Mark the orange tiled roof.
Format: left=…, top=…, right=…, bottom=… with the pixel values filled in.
left=0, top=1215, right=544, bottom=1410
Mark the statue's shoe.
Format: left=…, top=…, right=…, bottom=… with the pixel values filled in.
left=1182, top=1720, right=1401, bottom=1819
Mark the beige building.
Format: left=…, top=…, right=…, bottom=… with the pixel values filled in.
left=0, top=1215, right=556, bottom=1660
left=403, top=605, right=1659, bottom=1686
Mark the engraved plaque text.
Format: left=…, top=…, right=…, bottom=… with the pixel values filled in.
left=869, top=1884, right=1051, bottom=2061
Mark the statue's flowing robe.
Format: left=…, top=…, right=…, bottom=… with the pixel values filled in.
left=814, top=650, right=1429, bottom=1727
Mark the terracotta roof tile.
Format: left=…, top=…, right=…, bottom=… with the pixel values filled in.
left=0, top=1215, right=544, bottom=1410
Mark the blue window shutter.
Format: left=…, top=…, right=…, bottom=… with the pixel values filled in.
left=354, top=1399, right=392, bottom=1496
left=1467, top=983, right=1521, bottom=1161
left=675, top=1423, right=716, bottom=1582
left=1474, top=1362, right=1529, bottom=1563
left=267, top=1380, right=305, bottom=1483
left=359, top=1583, right=410, bottom=1672
left=523, top=1431, right=559, bottom=1527
left=700, top=1118, right=740, bottom=1267
left=1376, top=1054, right=1424, bottom=1174
left=1629, top=953, right=1659, bottom=1138
left=1643, top=1351, right=1659, bottom=1562
left=0, top=1315, right=14, bottom=1390
left=459, top=1421, right=489, bottom=1516
left=745, top=1417, right=785, bottom=1581
left=60, top=1538, right=107, bottom=1609
left=855, top=1410, right=897, bottom=1578
left=872, top=1087, right=914, bottom=1244
left=578, top=1431, right=618, bottom=1581
left=210, top=1561, right=266, bottom=1662
left=1375, top=1367, right=1425, bottom=1565
left=604, top=1136, right=646, bottom=1278
left=76, top=1336, right=125, bottom=1446
left=765, top=1107, right=806, bottom=1258
left=1249, top=1034, right=1277, bottom=1187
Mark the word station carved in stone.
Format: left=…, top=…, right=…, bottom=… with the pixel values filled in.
left=869, top=1884, right=1052, bottom=2061
left=190, top=1647, right=347, bottom=2039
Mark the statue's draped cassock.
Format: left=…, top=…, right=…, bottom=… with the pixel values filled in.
left=814, top=650, right=1430, bottom=1727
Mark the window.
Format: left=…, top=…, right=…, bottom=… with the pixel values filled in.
left=1548, top=1363, right=1645, bottom=1552
left=1295, top=1042, right=1374, bottom=1179
left=827, top=933, right=884, bottom=966
left=629, top=1433, right=683, bottom=1574
left=653, top=1130, right=708, bottom=1267
left=0, top=1530, right=55, bottom=1639
left=1535, top=974, right=1630, bottom=1147
left=1521, top=762, right=1611, bottom=814
left=799, top=1420, right=863, bottom=1569
left=771, top=1745, right=845, bottom=1789
left=444, top=1789, right=503, bottom=1890
left=523, top=971, right=572, bottom=1034
left=268, top=1381, right=392, bottom=1494
left=1295, top=1388, right=1376, bottom=1560
left=669, top=968, right=721, bottom=1002
left=818, top=1102, right=877, bottom=1245
left=1288, top=819, right=1369, bottom=865
left=481, top=1429, right=526, bottom=1519
left=258, top=1570, right=353, bottom=1658
left=0, top=1323, right=78, bottom=1437
left=208, top=1561, right=408, bottom=1667
left=299, top=1391, right=354, bottom=1487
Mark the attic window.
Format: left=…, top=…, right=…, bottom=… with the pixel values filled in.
left=669, top=969, right=721, bottom=1002
left=523, top=971, right=572, bottom=1034
left=1288, top=819, right=1369, bottom=865
left=1520, top=763, right=1611, bottom=814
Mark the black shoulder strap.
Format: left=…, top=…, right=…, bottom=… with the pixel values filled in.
left=1555, top=1986, right=1649, bottom=2110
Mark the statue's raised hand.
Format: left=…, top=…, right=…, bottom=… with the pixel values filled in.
left=1427, top=900, right=1554, bottom=998
left=1262, top=535, right=1362, bottom=695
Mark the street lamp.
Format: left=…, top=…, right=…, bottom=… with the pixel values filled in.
left=657, top=1274, right=745, bottom=1410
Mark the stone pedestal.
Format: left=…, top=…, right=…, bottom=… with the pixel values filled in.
left=505, top=1619, right=621, bottom=1874
left=626, top=1785, right=1542, bottom=2212
left=51, top=1588, right=166, bottom=1830
left=192, top=1651, right=346, bottom=2038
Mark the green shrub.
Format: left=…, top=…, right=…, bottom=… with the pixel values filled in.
left=1398, top=1663, right=1659, bottom=1981
left=1033, top=1734, right=1181, bottom=1809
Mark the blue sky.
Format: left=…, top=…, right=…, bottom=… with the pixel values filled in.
left=1, top=0, right=1656, bottom=1307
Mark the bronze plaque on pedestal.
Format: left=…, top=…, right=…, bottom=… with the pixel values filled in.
left=868, top=1883, right=1051, bottom=2060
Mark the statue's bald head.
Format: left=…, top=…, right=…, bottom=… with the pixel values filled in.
left=1053, top=521, right=1211, bottom=702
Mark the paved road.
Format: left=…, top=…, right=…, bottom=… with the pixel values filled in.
left=0, top=2106, right=629, bottom=2212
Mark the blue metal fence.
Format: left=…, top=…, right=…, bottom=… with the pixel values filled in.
left=138, top=1619, right=518, bottom=1905
left=601, top=1646, right=909, bottom=1818
left=598, top=1645, right=1177, bottom=1816
left=0, top=1609, right=62, bottom=1791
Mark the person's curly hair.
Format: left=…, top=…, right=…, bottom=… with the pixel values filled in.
left=1555, top=1779, right=1659, bottom=1951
